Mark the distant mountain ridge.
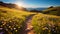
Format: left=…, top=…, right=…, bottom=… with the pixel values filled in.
left=27, top=8, right=47, bottom=11
left=0, top=1, right=17, bottom=8
left=0, top=1, right=47, bottom=11
left=0, top=1, right=27, bottom=11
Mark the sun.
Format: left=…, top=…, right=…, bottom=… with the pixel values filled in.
left=15, top=2, right=28, bottom=8
left=15, top=2, right=24, bottom=7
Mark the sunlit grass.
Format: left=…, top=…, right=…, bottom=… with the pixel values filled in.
left=0, top=6, right=60, bottom=34
left=32, top=13, right=60, bottom=34
left=0, top=6, right=36, bottom=34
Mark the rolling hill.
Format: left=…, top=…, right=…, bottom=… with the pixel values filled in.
left=31, top=13, right=60, bottom=34
left=42, top=6, right=60, bottom=16
left=0, top=1, right=27, bottom=11
left=0, top=5, right=36, bottom=34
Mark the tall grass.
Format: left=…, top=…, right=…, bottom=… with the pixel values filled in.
left=32, top=13, right=60, bottom=34
left=0, top=7, right=35, bottom=34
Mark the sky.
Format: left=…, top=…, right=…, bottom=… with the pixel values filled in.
left=0, top=0, right=60, bottom=8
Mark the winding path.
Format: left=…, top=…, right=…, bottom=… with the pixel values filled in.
left=20, top=14, right=35, bottom=34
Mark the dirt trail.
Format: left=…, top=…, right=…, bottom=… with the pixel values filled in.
left=20, top=14, right=35, bottom=34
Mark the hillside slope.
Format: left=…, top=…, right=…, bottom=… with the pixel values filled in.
left=0, top=6, right=35, bottom=34
left=32, top=13, right=60, bottom=34
left=0, top=6, right=60, bottom=34
left=0, top=1, right=27, bottom=11
left=42, top=6, right=60, bottom=16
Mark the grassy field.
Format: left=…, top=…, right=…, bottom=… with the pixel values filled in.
left=0, top=6, right=60, bottom=34
left=0, top=6, right=36, bottom=34
left=32, top=13, right=60, bottom=34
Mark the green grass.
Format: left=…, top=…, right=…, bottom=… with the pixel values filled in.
left=42, top=6, right=60, bottom=16
left=32, top=13, right=60, bottom=34
left=0, top=6, right=60, bottom=34
left=0, top=6, right=36, bottom=34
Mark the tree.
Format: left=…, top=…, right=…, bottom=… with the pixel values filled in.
left=48, top=6, right=54, bottom=9
left=0, top=1, right=3, bottom=3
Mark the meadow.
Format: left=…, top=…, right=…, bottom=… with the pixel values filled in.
left=0, top=6, right=35, bottom=34
left=0, top=6, right=60, bottom=34
left=32, top=13, right=60, bottom=34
